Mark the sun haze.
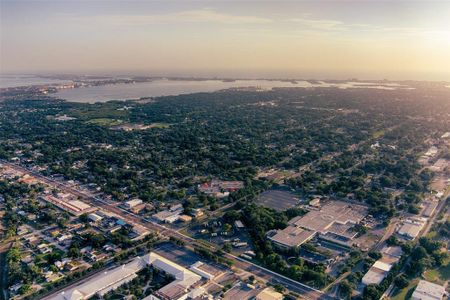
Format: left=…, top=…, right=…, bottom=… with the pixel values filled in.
left=1, top=0, right=450, bottom=80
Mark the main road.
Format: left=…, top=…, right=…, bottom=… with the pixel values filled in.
left=0, top=160, right=333, bottom=300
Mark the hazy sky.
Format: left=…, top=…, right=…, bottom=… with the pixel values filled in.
left=1, top=0, right=450, bottom=80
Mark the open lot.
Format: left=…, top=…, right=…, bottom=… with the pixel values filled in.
left=154, top=242, right=226, bottom=277
left=223, top=283, right=260, bottom=300
left=256, top=190, right=300, bottom=211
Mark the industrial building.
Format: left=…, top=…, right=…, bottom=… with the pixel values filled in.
left=40, top=194, right=95, bottom=216
left=152, top=205, right=184, bottom=223
left=421, top=200, right=439, bottom=217
left=412, top=280, right=446, bottom=300
left=362, top=246, right=403, bottom=286
left=49, top=255, right=150, bottom=300
left=268, top=201, right=368, bottom=249
left=361, top=260, right=392, bottom=285
left=198, top=180, right=244, bottom=198
left=123, top=198, right=143, bottom=209
left=146, top=252, right=203, bottom=300
left=49, top=252, right=209, bottom=300
left=397, top=217, right=427, bottom=240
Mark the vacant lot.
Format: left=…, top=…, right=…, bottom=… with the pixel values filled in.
left=256, top=190, right=299, bottom=211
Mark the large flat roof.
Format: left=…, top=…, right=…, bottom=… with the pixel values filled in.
left=362, top=267, right=387, bottom=285
left=292, top=201, right=367, bottom=233
left=147, top=252, right=201, bottom=300
left=269, top=201, right=367, bottom=248
left=49, top=256, right=147, bottom=300
left=412, top=280, right=445, bottom=300
left=268, top=226, right=316, bottom=248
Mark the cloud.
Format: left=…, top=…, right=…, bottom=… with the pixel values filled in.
left=65, top=9, right=272, bottom=26
left=288, top=18, right=345, bottom=31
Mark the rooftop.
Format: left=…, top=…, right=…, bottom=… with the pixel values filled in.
left=269, top=200, right=367, bottom=248
left=412, top=280, right=445, bottom=300
left=268, top=227, right=316, bottom=248
left=148, top=252, right=202, bottom=300
left=49, top=255, right=148, bottom=300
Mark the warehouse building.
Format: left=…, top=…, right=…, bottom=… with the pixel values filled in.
left=50, top=255, right=149, bottom=300
left=49, top=252, right=206, bottom=300
left=397, top=217, right=427, bottom=240
left=268, top=201, right=368, bottom=249
left=412, top=280, right=446, bottom=300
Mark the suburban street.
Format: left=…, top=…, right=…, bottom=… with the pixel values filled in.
left=0, top=160, right=329, bottom=300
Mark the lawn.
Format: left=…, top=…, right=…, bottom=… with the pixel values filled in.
left=372, top=130, right=385, bottom=138
left=148, top=122, right=171, bottom=129
left=86, top=118, right=124, bottom=126
left=390, top=278, right=419, bottom=300
left=423, top=257, right=450, bottom=284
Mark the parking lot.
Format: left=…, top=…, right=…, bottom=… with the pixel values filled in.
left=256, top=190, right=300, bottom=211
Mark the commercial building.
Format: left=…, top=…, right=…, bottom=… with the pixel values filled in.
left=88, top=213, right=103, bottom=223
left=152, top=205, right=184, bottom=223
left=49, top=255, right=150, bottom=300
left=267, top=226, right=316, bottom=250
left=123, top=198, right=143, bottom=209
left=397, top=217, right=427, bottom=240
left=198, top=180, right=244, bottom=198
left=256, top=287, right=284, bottom=300
left=147, top=252, right=202, bottom=300
left=49, top=252, right=205, bottom=300
left=412, top=280, right=446, bottom=300
left=361, top=260, right=392, bottom=285
left=362, top=246, right=402, bottom=286
left=40, top=195, right=95, bottom=216
left=268, top=201, right=368, bottom=249
left=421, top=200, right=439, bottom=218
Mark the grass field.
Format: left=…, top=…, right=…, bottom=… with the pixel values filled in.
left=372, top=130, right=385, bottom=138
left=148, top=122, right=170, bottom=129
left=390, top=278, right=419, bottom=300
left=86, top=118, right=124, bottom=126
left=423, top=257, right=450, bottom=284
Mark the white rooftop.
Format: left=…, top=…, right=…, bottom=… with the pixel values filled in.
left=49, top=255, right=147, bottom=300
left=412, top=280, right=445, bottom=300
left=361, top=268, right=387, bottom=285
left=373, top=260, right=393, bottom=272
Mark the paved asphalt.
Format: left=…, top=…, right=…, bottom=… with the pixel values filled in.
left=1, top=160, right=332, bottom=300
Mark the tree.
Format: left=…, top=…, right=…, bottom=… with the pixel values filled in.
left=222, top=243, right=232, bottom=253
left=274, top=283, right=285, bottom=293
left=339, top=280, right=353, bottom=299
left=394, top=275, right=408, bottom=289
left=362, top=285, right=381, bottom=300
left=368, top=251, right=382, bottom=260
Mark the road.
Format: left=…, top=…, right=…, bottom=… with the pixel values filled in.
left=381, top=187, right=449, bottom=299
left=0, top=160, right=331, bottom=300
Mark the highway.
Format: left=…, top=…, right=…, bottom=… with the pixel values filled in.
left=0, top=160, right=331, bottom=300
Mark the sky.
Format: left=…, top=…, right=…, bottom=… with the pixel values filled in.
left=1, top=0, right=450, bottom=80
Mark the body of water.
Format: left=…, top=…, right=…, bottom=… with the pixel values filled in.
left=54, top=79, right=404, bottom=103
left=1, top=76, right=409, bottom=103
left=0, top=75, right=71, bottom=88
